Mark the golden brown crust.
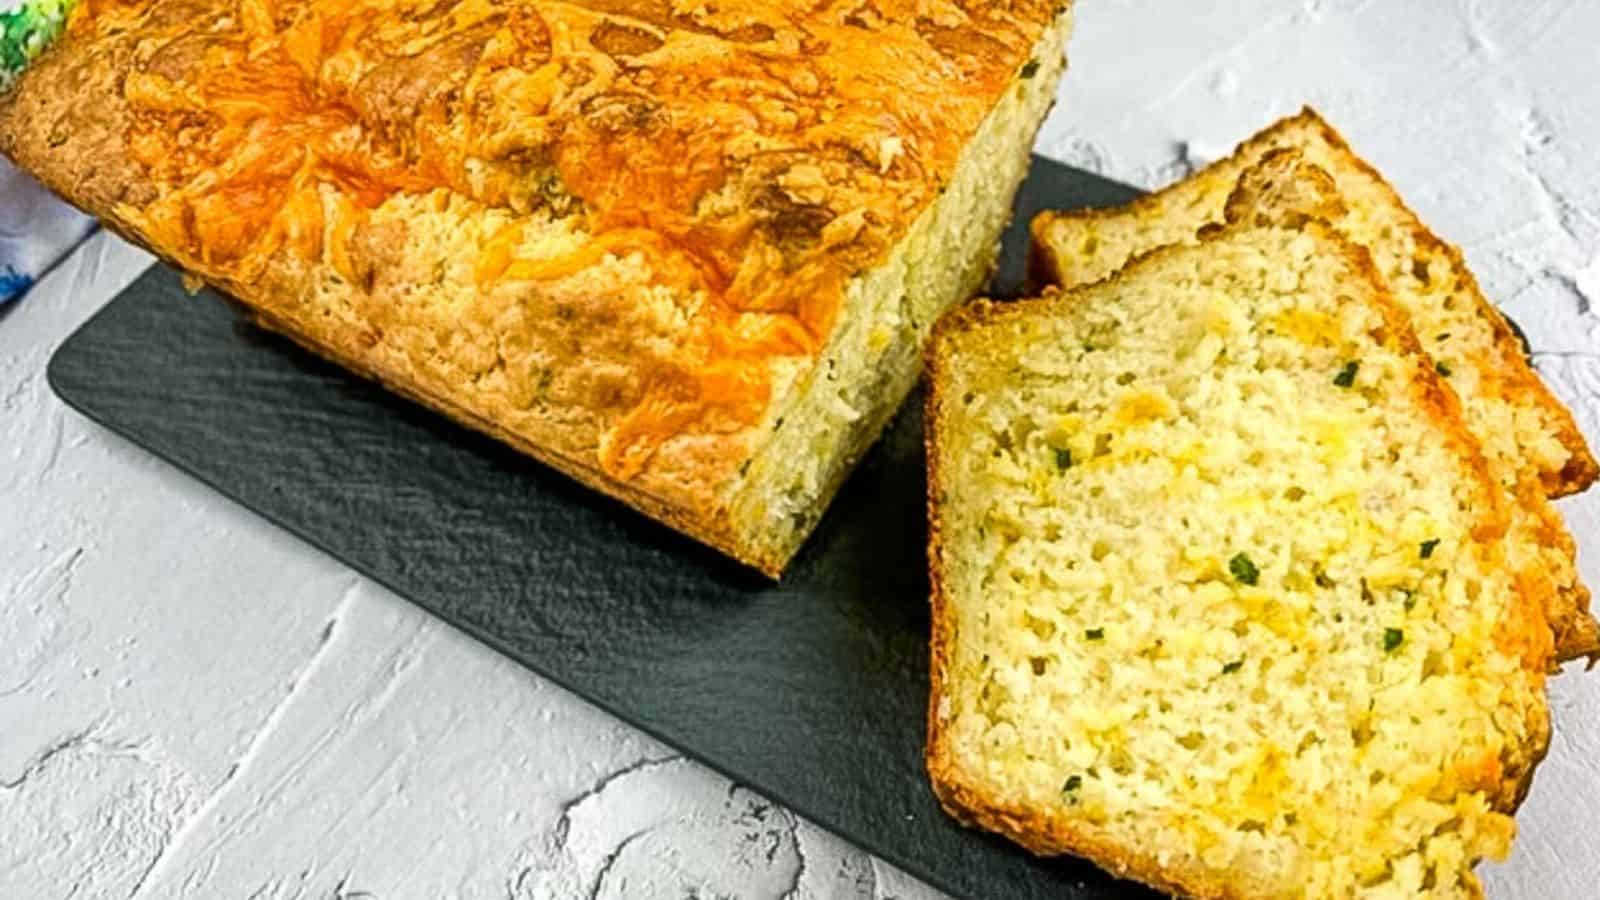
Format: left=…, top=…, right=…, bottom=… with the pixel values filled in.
left=927, top=761, right=1265, bottom=900
left=1024, top=215, right=1068, bottom=295
left=1, top=33, right=773, bottom=567
left=925, top=222, right=1550, bottom=898
left=1221, top=147, right=1348, bottom=228
left=1, top=0, right=1068, bottom=576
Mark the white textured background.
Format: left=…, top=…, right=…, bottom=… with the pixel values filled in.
left=3, top=1, right=1598, bottom=897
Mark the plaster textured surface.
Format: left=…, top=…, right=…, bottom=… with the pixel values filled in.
left=2, top=1, right=1597, bottom=897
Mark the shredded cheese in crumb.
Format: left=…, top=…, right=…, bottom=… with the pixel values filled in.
left=1032, top=110, right=1597, bottom=657
left=932, top=225, right=1548, bottom=899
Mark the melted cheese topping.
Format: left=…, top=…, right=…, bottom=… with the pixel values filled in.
left=71, top=0, right=1056, bottom=477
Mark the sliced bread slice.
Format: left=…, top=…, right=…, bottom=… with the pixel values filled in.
left=1031, top=112, right=1597, bottom=661
left=1031, top=108, right=1597, bottom=499
left=1221, top=150, right=1595, bottom=661
left=927, top=222, right=1552, bottom=899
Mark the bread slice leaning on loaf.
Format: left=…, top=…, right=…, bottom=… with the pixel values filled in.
left=1031, top=111, right=1598, bottom=661
left=0, top=1, right=1076, bottom=576
left=926, top=221, right=1552, bottom=898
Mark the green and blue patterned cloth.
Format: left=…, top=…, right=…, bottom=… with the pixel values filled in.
left=2, top=0, right=90, bottom=305
left=2, top=0, right=75, bottom=85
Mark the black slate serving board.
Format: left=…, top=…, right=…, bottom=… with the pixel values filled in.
left=49, top=158, right=1154, bottom=900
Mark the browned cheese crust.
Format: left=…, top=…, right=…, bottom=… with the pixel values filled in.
left=0, top=0, right=1067, bottom=575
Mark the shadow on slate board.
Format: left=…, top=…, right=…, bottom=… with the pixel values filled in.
left=48, top=158, right=1162, bottom=900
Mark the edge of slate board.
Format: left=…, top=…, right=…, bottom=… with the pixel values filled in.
left=58, top=154, right=1517, bottom=900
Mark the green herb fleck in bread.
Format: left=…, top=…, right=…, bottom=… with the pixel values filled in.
left=1031, top=115, right=1598, bottom=661
left=927, top=220, right=1551, bottom=899
left=1030, top=108, right=1597, bottom=500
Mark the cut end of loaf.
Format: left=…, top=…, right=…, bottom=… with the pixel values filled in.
left=723, top=10, right=1076, bottom=575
